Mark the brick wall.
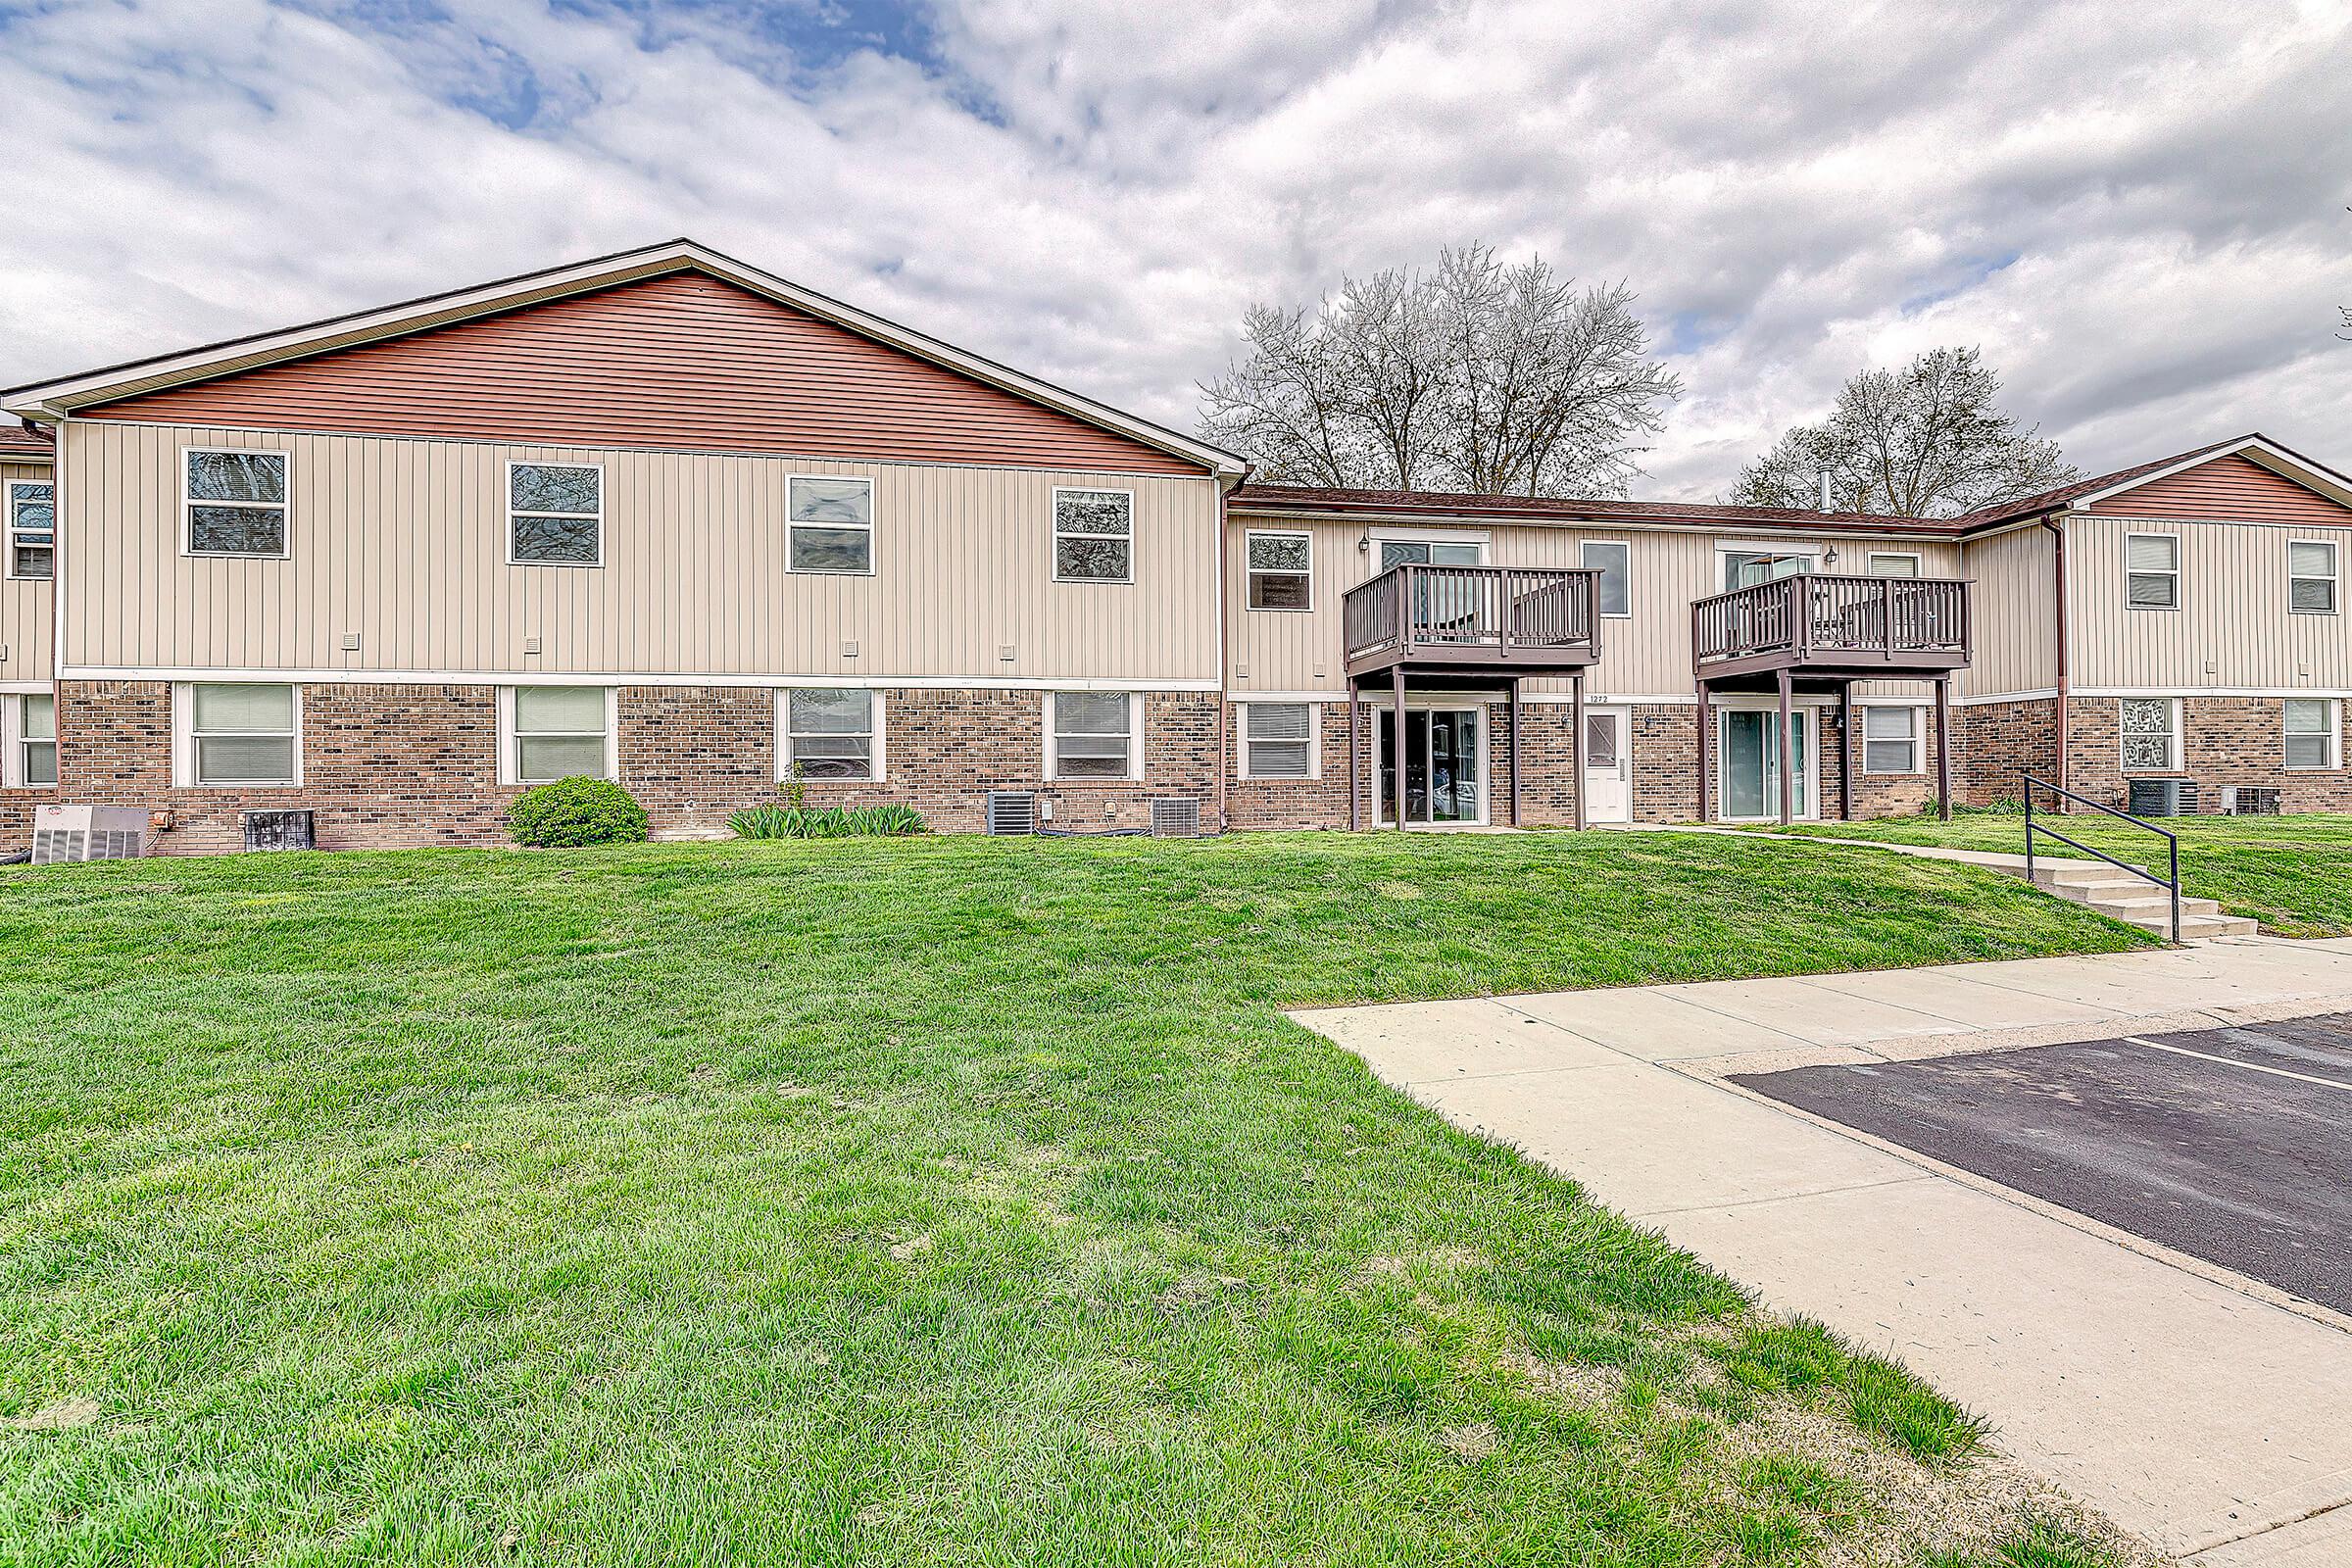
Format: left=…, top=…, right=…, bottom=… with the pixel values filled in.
left=2065, top=695, right=2352, bottom=813
left=1952, top=698, right=2058, bottom=808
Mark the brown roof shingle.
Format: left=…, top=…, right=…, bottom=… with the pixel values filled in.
left=0, top=420, right=51, bottom=460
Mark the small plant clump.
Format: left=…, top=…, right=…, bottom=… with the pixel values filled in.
left=507, top=777, right=651, bottom=847
left=729, top=804, right=927, bottom=840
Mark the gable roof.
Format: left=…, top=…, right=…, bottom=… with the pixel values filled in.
left=1, top=239, right=1248, bottom=480
left=1954, top=433, right=2352, bottom=529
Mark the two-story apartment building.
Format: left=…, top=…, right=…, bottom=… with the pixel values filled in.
left=2, top=240, right=2346, bottom=854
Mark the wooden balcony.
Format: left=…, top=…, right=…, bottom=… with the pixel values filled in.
left=1343, top=564, right=1602, bottom=680
left=1691, top=572, right=1971, bottom=687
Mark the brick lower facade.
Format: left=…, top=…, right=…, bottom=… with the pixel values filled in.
left=14, top=681, right=2342, bottom=857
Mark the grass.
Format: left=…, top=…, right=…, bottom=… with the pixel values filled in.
left=1746, top=806, right=2352, bottom=937
left=0, top=832, right=2149, bottom=1565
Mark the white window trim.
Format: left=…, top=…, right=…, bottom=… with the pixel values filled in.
left=182, top=447, right=292, bottom=561
left=2283, top=697, right=2340, bottom=772
left=1042, top=689, right=1145, bottom=781
left=2118, top=695, right=2183, bottom=775
left=2125, top=532, right=2180, bottom=612
left=2, top=692, right=57, bottom=789
left=498, top=685, right=618, bottom=785
left=785, top=473, right=876, bottom=577
left=1369, top=528, right=1492, bottom=568
left=777, top=687, right=888, bottom=782
left=1580, top=537, right=1634, bottom=618
left=2288, top=539, right=2339, bottom=615
left=1244, top=529, right=1313, bottom=612
left=1235, top=700, right=1320, bottom=781
left=1859, top=703, right=1926, bottom=776
left=1051, top=485, right=1135, bottom=586
left=173, top=681, right=303, bottom=788
left=6, top=478, right=54, bottom=581
left=1866, top=551, right=1922, bottom=577
left=505, top=459, right=606, bottom=569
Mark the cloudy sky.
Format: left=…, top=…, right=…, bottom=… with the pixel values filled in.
left=2, top=0, right=2347, bottom=497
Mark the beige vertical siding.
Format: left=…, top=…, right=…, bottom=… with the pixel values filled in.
left=1, top=458, right=53, bottom=682
left=61, top=422, right=1220, bottom=681
left=1956, top=524, right=2057, bottom=698
left=2068, top=512, right=2352, bottom=691
left=1227, top=513, right=1958, bottom=700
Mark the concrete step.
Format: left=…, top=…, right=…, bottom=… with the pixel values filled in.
left=2081, top=893, right=2225, bottom=916
left=2113, top=910, right=2260, bottom=940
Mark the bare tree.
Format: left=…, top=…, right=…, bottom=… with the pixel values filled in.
left=1199, top=245, right=1680, bottom=496
left=1731, top=347, right=2077, bottom=517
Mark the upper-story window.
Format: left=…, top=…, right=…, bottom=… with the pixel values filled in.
left=1722, top=549, right=1810, bottom=589
left=1053, top=488, right=1133, bottom=583
left=7, top=480, right=53, bottom=578
left=1380, top=539, right=1483, bottom=569
left=185, top=450, right=288, bottom=558
left=2289, top=540, right=2338, bottom=614
left=1580, top=540, right=1631, bottom=616
left=1867, top=552, right=1921, bottom=577
left=2126, top=533, right=2179, bottom=610
left=1247, top=531, right=1311, bottom=610
left=509, top=462, right=603, bottom=566
left=787, top=476, right=874, bottom=574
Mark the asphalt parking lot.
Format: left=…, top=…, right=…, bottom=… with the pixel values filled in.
left=1735, top=1012, right=2352, bottom=1314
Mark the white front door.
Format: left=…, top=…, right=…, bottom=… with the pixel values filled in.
left=1583, top=706, right=1632, bottom=822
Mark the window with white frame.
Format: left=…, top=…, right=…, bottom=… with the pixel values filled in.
left=2126, top=534, right=2179, bottom=610
left=185, top=450, right=288, bottom=557
left=1861, top=705, right=1921, bottom=774
left=1379, top=538, right=1484, bottom=569
left=183, top=683, right=299, bottom=785
left=787, top=476, right=874, bottom=574
left=2289, top=540, right=2338, bottom=614
left=1581, top=540, right=1631, bottom=616
left=1246, top=531, right=1311, bottom=610
left=1867, top=552, right=1921, bottom=578
left=2119, top=697, right=2180, bottom=773
left=781, top=688, right=881, bottom=779
left=1048, top=691, right=1139, bottom=779
left=509, top=462, right=603, bottom=565
left=1721, top=549, right=1812, bottom=590
left=2284, top=698, right=2338, bottom=771
left=1053, top=489, right=1133, bottom=582
left=508, top=687, right=612, bottom=783
left=1241, top=702, right=1314, bottom=778
left=8, top=480, right=53, bottom=579
left=9, top=694, right=55, bottom=787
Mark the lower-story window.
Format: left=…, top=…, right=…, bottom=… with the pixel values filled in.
left=1860, top=705, right=1921, bottom=774
left=1048, top=691, right=1141, bottom=780
left=5, top=693, right=55, bottom=787
left=2284, top=698, right=2339, bottom=771
left=1241, top=702, right=1315, bottom=778
left=182, top=683, right=301, bottom=786
left=2119, top=696, right=2180, bottom=774
left=781, top=688, right=883, bottom=780
left=507, top=686, right=613, bottom=784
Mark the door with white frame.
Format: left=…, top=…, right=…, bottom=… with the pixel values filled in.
left=1717, top=707, right=1817, bottom=821
left=1582, top=706, right=1632, bottom=822
left=1373, top=706, right=1488, bottom=826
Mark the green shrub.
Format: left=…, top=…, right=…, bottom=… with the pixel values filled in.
left=729, top=804, right=927, bottom=840
left=508, top=776, right=651, bottom=848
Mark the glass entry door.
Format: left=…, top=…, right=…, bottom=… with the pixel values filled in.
left=1719, top=710, right=1812, bottom=820
left=1375, top=709, right=1485, bottom=825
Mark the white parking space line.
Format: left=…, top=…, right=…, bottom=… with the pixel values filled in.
left=2122, top=1036, right=2352, bottom=1093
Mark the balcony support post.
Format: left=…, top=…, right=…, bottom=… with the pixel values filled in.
left=1570, top=673, right=1587, bottom=832
left=1776, top=666, right=1795, bottom=826
left=1348, top=686, right=1361, bottom=833
left=1697, top=680, right=1714, bottom=823
left=1935, top=675, right=1953, bottom=822
left=1839, top=680, right=1855, bottom=821
left=1508, top=679, right=1523, bottom=828
left=1391, top=663, right=1408, bottom=832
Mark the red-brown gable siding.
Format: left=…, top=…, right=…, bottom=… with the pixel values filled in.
left=2086, top=454, right=2352, bottom=526
left=83, top=271, right=1201, bottom=475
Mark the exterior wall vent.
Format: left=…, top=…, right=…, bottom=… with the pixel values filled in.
left=2126, top=778, right=2199, bottom=817
left=30, top=806, right=152, bottom=865
left=243, top=809, right=317, bottom=851
left=2220, top=786, right=2280, bottom=816
left=985, top=792, right=1037, bottom=836
left=1150, top=797, right=1203, bottom=838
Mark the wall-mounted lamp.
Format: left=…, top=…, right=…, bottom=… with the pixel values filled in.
left=1822, top=547, right=1839, bottom=568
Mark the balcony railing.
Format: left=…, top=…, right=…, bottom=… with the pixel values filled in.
left=1343, top=564, right=1601, bottom=670
left=1692, top=572, right=1971, bottom=671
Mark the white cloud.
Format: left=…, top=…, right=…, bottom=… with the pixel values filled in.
left=1, top=0, right=2346, bottom=496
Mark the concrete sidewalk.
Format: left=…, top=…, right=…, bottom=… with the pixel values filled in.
left=1295, top=936, right=2352, bottom=1562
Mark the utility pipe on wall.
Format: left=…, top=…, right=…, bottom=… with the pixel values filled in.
left=2040, top=516, right=2070, bottom=804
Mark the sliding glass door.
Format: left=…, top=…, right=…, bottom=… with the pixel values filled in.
left=1374, top=709, right=1486, bottom=825
left=1719, top=710, right=1812, bottom=820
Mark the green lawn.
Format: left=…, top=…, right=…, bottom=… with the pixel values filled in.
left=1751, top=808, right=2352, bottom=938
left=0, top=833, right=2149, bottom=1566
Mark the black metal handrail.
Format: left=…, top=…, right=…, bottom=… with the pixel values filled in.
left=2022, top=771, right=2182, bottom=944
